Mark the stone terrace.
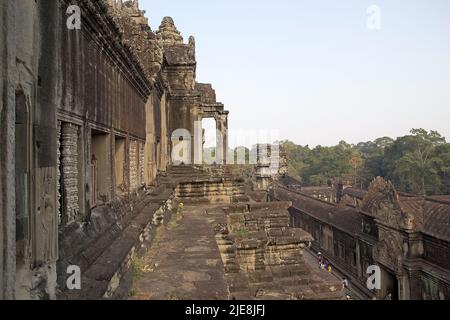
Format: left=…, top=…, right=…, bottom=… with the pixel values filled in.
left=127, top=198, right=345, bottom=300
left=129, top=204, right=230, bottom=300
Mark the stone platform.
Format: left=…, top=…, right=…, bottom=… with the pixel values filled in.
left=128, top=201, right=345, bottom=300
left=56, top=165, right=345, bottom=300
left=129, top=204, right=230, bottom=300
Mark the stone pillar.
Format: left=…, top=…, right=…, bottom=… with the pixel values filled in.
left=215, top=113, right=228, bottom=165
left=129, top=139, right=138, bottom=191
left=193, top=117, right=203, bottom=165
left=255, top=144, right=272, bottom=190
left=0, top=0, right=17, bottom=300
left=222, top=113, right=229, bottom=164
left=400, top=273, right=411, bottom=300
left=139, top=142, right=144, bottom=186
left=356, top=240, right=362, bottom=278
left=60, top=123, right=80, bottom=225
left=32, top=0, right=60, bottom=299
left=144, top=96, right=155, bottom=185
left=160, top=93, right=169, bottom=171
left=215, top=115, right=224, bottom=165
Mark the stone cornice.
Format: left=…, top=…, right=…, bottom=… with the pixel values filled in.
left=61, top=0, right=152, bottom=98
left=167, top=92, right=201, bottom=102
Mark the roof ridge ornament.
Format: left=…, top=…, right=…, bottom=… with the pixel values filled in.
left=362, top=176, right=420, bottom=231
left=157, top=16, right=184, bottom=45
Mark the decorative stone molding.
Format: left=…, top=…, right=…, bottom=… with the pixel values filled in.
left=373, top=228, right=404, bottom=274
left=361, top=177, right=416, bottom=231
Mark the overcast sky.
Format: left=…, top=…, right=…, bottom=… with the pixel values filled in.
left=140, top=0, right=450, bottom=147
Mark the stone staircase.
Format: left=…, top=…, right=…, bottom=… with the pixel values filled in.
left=215, top=202, right=345, bottom=300
left=164, top=165, right=248, bottom=204
left=57, top=165, right=249, bottom=299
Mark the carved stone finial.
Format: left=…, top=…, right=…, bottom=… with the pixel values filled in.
left=157, top=16, right=184, bottom=45
left=189, top=35, right=195, bottom=47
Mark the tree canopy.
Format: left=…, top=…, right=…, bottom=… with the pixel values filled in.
left=282, top=129, right=450, bottom=196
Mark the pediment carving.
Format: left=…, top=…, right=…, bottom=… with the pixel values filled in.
left=373, top=229, right=403, bottom=274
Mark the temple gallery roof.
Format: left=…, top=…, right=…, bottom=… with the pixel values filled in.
left=361, top=177, right=450, bottom=242
left=399, top=196, right=450, bottom=242
left=274, top=176, right=450, bottom=243
left=343, top=187, right=367, bottom=200
left=278, top=175, right=302, bottom=187
left=272, top=186, right=363, bottom=236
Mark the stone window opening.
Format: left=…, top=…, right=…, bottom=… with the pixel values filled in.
left=15, top=91, right=30, bottom=264
left=114, top=135, right=126, bottom=194
left=171, top=129, right=192, bottom=165
left=90, top=130, right=111, bottom=207
left=201, top=117, right=217, bottom=165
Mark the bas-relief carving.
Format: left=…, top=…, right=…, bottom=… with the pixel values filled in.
left=4, top=0, right=233, bottom=300
left=373, top=228, right=404, bottom=274
left=361, top=177, right=418, bottom=232
left=362, top=178, right=412, bottom=275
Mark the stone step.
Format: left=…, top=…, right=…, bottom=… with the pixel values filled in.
left=59, top=191, right=175, bottom=300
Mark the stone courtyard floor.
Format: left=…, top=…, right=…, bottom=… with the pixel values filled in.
left=129, top=204, right=229, bottom=300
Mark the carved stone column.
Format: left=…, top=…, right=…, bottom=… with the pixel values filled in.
left=215, top=113, right=229, bottom=165
left=222, top=112, right=229, bottom=164
left=356, top=240, right=362, bottom=278
left=193, top=116, right=203, bottom=165
left=60, top=123, right=80, bottom=224
left=215, top=115, right=224, bottom=165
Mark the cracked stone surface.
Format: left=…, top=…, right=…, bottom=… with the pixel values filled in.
left=130, top=204, right=229, bottom=300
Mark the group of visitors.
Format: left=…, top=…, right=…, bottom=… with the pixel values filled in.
left=316, top=252, right=352, bottom=299
left=317, top=252, right=333, bottom=273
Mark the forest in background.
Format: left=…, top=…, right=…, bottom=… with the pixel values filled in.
left=282, top=129, right=450, bottom=196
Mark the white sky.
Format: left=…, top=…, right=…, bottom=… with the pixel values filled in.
left=141, top=0, right=450, bottom=147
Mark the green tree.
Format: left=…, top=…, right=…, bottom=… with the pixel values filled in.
left=282, top=129, right=450, bottom=195
left=387, top=129, right=446, bottom=195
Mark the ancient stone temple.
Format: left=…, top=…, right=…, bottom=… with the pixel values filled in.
left=215, top=202, right=343, bottom=299
left=2, top=0, right=447, bottom=301
left=271, top=177, right=450, bottom=300
left=1, top=0, right=308, bottom=301
left=0, top=0, right=233, bottom=299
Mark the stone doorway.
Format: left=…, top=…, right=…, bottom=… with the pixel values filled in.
left=171, top=129, right=192, bottom=165
left=15, top=92, right=30, bottom=279
left=90, top=130, right=111, bottom=207
left=114, top=136, right=126, bottom=194
left=201, top=117, right=217, bottom=165
left=379, top=266, right=399, bottom=300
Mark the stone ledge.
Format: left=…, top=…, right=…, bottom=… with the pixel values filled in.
left=57, top=188, right=175, bottom=300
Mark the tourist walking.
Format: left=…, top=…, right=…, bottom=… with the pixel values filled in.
left=342, top=277, right=349, bottom=289
left=317, top=252, right=323, bottom=268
